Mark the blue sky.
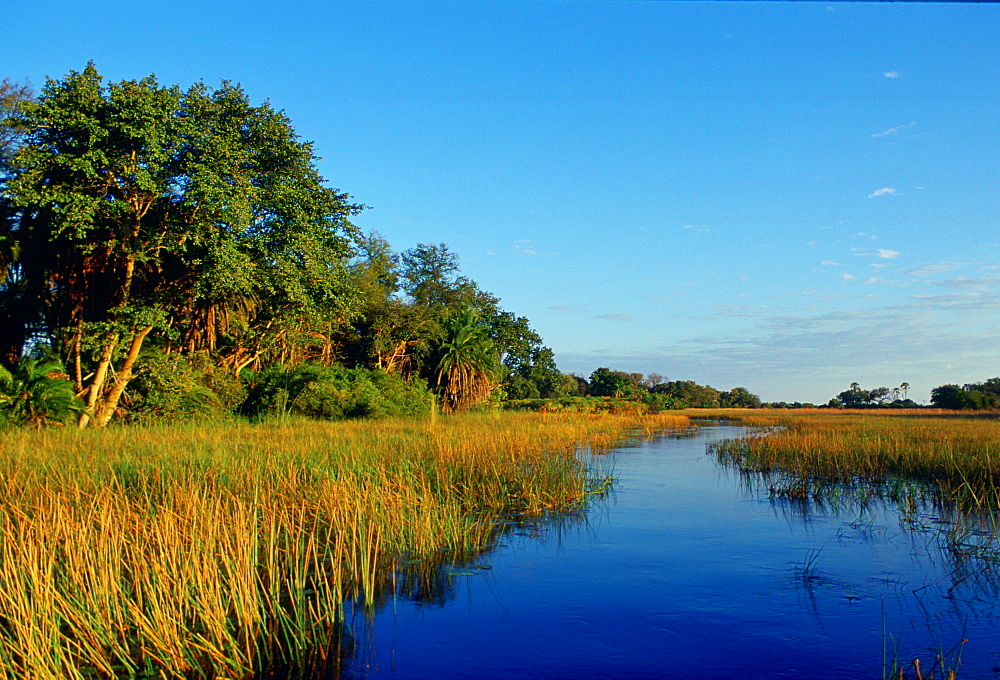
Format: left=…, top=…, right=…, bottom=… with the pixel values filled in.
left=5, top=1, right=998, bottom=403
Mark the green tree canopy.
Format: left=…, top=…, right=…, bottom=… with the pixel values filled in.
left=0, top=63, right=362, bottom=425
left=588, top=367, right=643, bottom=398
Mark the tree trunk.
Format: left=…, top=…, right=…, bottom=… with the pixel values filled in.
left=94, top=324, right=153, bottom=427
left=78, top=333, right=118, bottom=429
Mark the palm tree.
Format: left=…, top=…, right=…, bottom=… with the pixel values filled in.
left=901, top=382, right=910, bottom=401
left=434, top=309, right=501, bottom=412
left=0, top=356, right=85, bottom=427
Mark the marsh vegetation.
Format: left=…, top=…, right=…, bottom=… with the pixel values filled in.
left=711, top=409, right=1000, bottom=563
left=0, top=411, right=688, bottom=678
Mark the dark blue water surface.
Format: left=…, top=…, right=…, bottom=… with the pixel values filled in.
left=344, top=425, right=1000, bottom=679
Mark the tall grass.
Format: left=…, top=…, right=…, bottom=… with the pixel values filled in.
left=0, top=411, right=688, bottom=678
left=711, top=410, right=1000, bottom=507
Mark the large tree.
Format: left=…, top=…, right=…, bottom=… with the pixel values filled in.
left=0, top=64, right=361, bottom=426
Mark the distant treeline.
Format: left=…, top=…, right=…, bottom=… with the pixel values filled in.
left=826, top=379, right=1000, bottom=411
left=827, top=382, right=918, bottom=409
left=929, top=379, right=1000, bottom=410
left=553, top=368, right=763, bottom=410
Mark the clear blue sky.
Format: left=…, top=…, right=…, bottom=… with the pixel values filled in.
left=5, top=1, right=998, bottom=404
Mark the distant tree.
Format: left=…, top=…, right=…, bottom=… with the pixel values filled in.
left=652, top=380, right=722, bottom=408
left=836, top=383, right=871, bottom=408
left=552, top=372, right=587, bottom=397
left=400, top=243, right=497, bottom=311
left=567, top=373, right=589, bottom=396
left=588, top=367, right=642, bottom=398
left=931, top=384, right=978, bottom=410
left=643, top=372, right=666, bottom=389
left=900, top=382, right=910, bottom=401
left=968, top=377, right=1000, bottom=397
left=869, top=387, right=891, bottom=405
left=722, top=386, right=762, bottom=409
left=938, top=378, right=1000, bottom=410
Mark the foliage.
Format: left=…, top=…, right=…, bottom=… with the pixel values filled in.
left=0, top=63, right=361, bottom=426
left=929, top=378, right=1000, bottom=410
left=588, top=367, right=643, bottom=398
left=0, top=356, right=83, bottom=427
left=434, top=309, right=502, bottom=412
left=241, top=363, right=432, bottom=420
left=651, top=380, right=723, bottom=408
left=125, top=351, right=241, bottom=423
left=829, top=382, right=916, bottom=409
left=722, top=387, right=762, bottom=408
left=0, top=78, right=31, bottom=168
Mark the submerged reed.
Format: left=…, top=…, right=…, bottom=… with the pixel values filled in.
left=0, top=411, right=688, bottom=678
left=711, top=410, right=1000, bottom=509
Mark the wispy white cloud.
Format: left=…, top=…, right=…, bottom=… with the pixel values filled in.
left=682, top=224, right=711, bottom=233
left=841, top=273, right=857, bottom=281
left=906, top=263, right=963, bottom=277
left=852, top=248, right=900, bottom=260
left=868, top=187, right=900, bottom=199
left=821, top=260, right=840, bottom=266
left=871, top=121, right=915, bottom=138
left=934, top=276, right=1000, bottom=292
left=555, top=290, right=1000, bottom=403
left=597, top=313, right=634, bottom=322
left=883, top=70, right=900, bottom=78
left=513, top=240, right=555, bottom=257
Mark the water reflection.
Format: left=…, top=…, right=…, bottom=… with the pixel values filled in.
left=290, top=425, right=1000, bottom=680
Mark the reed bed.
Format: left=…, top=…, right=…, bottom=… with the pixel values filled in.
left=0, top=411, right=688, bottom=679
left=711, top=410, right=1000, bottom=509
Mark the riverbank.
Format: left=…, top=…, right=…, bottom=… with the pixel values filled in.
left=0, top=411, right=688, bottom=678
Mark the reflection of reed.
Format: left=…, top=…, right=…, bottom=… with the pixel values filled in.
left=711, top=413, right=1000, bottom=575
left=715, top=435, right=1000, bottom=641
left=0, top=412, right=687, bottom=679
left=340, top=508, right=594, bottom=678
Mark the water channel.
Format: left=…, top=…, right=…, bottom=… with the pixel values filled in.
left=341, top=424, right=1000, bottom=679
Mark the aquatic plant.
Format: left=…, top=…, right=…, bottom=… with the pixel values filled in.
left=0, top=410, right=688, bottom=678
left=710, top=410, right=1000, bottom=511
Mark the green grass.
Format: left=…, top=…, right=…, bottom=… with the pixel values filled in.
left=709, top=409, right=1000, bottom=510
left=0, top=410, right=689, bottom=678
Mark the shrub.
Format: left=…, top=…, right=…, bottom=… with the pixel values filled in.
left=0, top=356, right=84, bottom=427
left=125, top=352, right=232, bottom=423
left=241, top=364, right=432, bottom=420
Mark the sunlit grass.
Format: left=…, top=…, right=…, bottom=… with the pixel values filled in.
left=0, top=411, right=689, bottom=678
left=710, top=409, right=1000, bottom=509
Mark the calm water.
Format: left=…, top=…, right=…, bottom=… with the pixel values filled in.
left=342, top=425, right=1000, bottom=679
